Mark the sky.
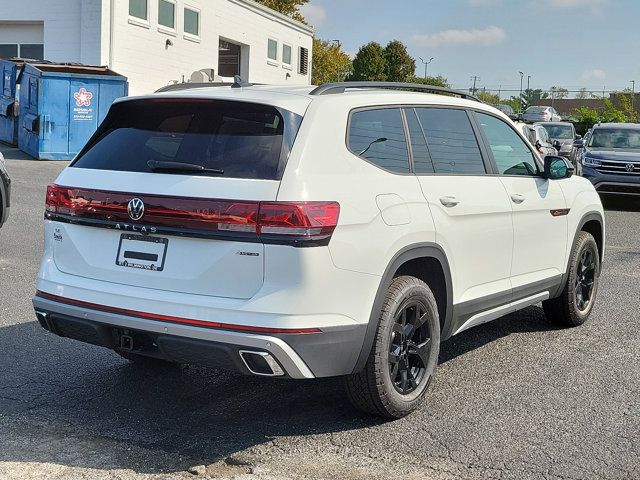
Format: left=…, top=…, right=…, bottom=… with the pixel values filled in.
left=300, top=0, right=639, bottom=96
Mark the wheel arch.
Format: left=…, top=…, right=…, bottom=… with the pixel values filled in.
left=351, top=243, right=453, bottom=374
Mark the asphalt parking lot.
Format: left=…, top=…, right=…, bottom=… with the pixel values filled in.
left=0, top=145, right=638, bottom=480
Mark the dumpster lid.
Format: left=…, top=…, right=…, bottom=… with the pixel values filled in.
left=27, top=63, right=125, bottom=77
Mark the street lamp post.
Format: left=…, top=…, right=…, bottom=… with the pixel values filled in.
left=631, top=80, right=636, bottom=116
left=519, top=71, right=524, bottom=113
left=419, top=57, right=434, bottom=80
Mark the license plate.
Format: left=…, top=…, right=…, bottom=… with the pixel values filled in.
left=116, top=234, right=168, bottom=271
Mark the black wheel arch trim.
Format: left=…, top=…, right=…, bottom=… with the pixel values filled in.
left=551, top=211, right=604, bottom=299
left=351, top=243, right=453, bottom=374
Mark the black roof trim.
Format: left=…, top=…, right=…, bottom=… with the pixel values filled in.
left=309, top=82, right=480, bottom=102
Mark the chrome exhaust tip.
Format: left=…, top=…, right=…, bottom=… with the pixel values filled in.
left=239, top=350, right=285, bottom=377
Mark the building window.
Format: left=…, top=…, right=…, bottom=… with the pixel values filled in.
left=0, top=44, right=44, bottom=60
left=267, top=38, right=278, bottom=62
left=0, top=44, right=19, bottom=59
left=184, top=7, right=200, bottom=37
left=19, top=44, right=44, bottom=60
left=298, top=47, right=309, bottom=75
left=158, top=0, right=176, bottom=30
left=129, top=0, right=148, bottom=20
left=282, top=44, right=292, bottom=66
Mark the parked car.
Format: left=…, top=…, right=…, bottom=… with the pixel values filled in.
left=0, top=152, right=10, bottom=227
left=515, top=122, right=557, bottom=157
left=33, top=81, right=605, bottom=418
left=522, top=106, right=562, bottom=123
left=537, top=122, right=580, bottom=158
left=492, top=103, right=518, bottom=120
left=576, top=122, right=640, bottom=196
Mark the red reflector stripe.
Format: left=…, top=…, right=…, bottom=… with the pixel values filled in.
left=35, top=291, right=321, bottom=335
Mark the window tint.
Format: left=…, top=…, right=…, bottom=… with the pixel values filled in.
left=405, top=108, right=435, bottom=174
left=129, top=0, right=148, bottom=19
left=73, top=100, right=302, bottom=180
left=184, top=8, right=200, bottom=36
left=0, top=44, right=18, bottom=59
left=476, top=112, right=538, bottom=176
left=415, top=108, right=485, bottom=174
left=282, top=44, right=292, bottom=65
left=158, top=0, right=175, bottom=29
left=348, top=108, right=409, bottom=174
left=268, top=39, right=278, bottom=61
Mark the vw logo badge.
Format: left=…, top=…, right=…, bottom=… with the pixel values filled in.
left=127, top=198, right=145, bottom=221
left=625, top=163, right=635, bottom=173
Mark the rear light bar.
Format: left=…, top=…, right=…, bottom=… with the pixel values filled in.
left=45, top=185, right=340, bottom=246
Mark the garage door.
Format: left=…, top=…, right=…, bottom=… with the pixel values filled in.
left=0, top=22, right=44, bottom=60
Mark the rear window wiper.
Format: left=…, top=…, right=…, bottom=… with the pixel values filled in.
left=147, top=160, right=224, bottom=175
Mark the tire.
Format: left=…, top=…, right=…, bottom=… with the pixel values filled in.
left=345, top=276, right=441, bottom=419
left=543, top=231, right=600, bottom=327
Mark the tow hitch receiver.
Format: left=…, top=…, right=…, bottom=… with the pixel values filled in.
left=119, top=333, right=134, bottom=351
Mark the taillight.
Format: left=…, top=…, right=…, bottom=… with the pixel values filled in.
left=45, top=185, right=340, bottom=246
left=258, top=202, right=340, bottom=240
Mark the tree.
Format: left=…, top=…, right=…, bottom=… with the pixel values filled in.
left=406, top=75, right=450, bottom=88
left=476, top=90, right=501, bottom=104
left=520, top=88, right=548, bottom=110
left=384, top=40, right=416, bottom=82
left=349, top=42, right=387, bottom=81
left=550, top=86, right=569, bottom=99
left=254, top=0, right=309, bottom=23
left=311, top=38, right=352, bottom=85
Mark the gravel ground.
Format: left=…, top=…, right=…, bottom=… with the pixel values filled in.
left=0, top=145, right=638, bottom=480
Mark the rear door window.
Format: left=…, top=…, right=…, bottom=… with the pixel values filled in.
left=347, top=108, right=410, bottom=174
left=72, top=99, right=302, bottom=180
left=414, top=107, right=486, bottom=174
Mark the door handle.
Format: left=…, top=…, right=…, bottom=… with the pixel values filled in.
left=439, top=196, right=460, bottom=208
left=510, top=193, right=526, bottom=204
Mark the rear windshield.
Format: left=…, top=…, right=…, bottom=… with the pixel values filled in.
left=72, top=99, right=302, bottom=180
left=525, top=106, right=547, bottom=113
left=544, top=124, right=574, bottom=139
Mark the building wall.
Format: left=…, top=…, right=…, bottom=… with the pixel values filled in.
left=109, top=0, right=313, bottom=95
left=0, top=0, right=313, bottom=96
left=0, top=0, right=103, bottom=64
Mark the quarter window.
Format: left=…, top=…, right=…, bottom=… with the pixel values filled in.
left=348, top=108, right=410, bottom=174
left=184, top=8, right=200, bottom=36
left=158, top=0, right=176, bottom=29
left=414, top=108, right=485, bottom=174
left=475, top=112, right=538, bottom=176
left=129, top=0, right=148, bottom=20
left=267, top=39, right=278, bottom=61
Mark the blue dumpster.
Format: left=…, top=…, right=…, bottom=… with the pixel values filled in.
left=0, top=59, right=24, bottom=146
left=18, top=64, right=128, bottom=160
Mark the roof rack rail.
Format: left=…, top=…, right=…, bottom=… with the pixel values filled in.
left=155, top=82, right=234, bottom=93
left=309, top=82, right=480, bottom=102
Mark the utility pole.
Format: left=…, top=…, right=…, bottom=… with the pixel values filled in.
left=470, top=75, right=480, bottom=95
left=527, top=75, right=531, bottom=91
left=631, top=80, right=636, bottom=116
left=498, top=84, right=502, bottom=99
left=419, top=57, right=434, bottom=79
left=519, top=71, right=524, bottom=113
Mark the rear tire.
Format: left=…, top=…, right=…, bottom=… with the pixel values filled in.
left=542, top=231, right=600, bottom=327
left=345, top=276, right=440, bottom=418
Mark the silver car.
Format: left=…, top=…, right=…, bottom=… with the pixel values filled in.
left=522, top=106, right=562, bottom=123
left=514, top=122, right=557, bottom=158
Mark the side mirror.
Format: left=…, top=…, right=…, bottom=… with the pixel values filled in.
left=575, top=134, right=582, bottom=140
left=552, top=140, right=561, bottom=150
left=573, top=139, right=584, bottom=149
left=544, top=156, right=574, bottom=179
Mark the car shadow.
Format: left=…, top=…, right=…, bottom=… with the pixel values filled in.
left=0, top=307, right=557, bottom=474
left=601, top=195, right=640, bottom=212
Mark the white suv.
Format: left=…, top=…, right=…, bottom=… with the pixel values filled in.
left=33, top=81, right=605, bottom=418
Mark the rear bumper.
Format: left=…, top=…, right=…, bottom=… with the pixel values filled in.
left=582, top=167, right=640, bottom=196
left=33, top=294, right=368, bottom=379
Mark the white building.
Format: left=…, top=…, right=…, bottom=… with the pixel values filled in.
left=0, top=0, right=313, bottom=95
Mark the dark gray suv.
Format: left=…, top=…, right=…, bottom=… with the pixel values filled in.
left=577, top=122, right=640, bottom=196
